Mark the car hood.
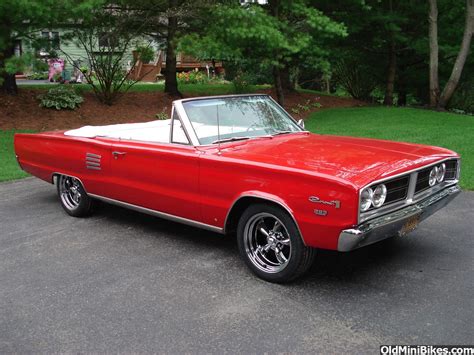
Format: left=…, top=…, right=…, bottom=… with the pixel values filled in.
left=215, top=132, right=458, bottom=188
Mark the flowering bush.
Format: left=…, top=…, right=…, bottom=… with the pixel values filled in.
left=177, top=70, right=208, bottom=84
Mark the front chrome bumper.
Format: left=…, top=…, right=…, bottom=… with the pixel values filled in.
left=337, top=184, right=461, bottom=252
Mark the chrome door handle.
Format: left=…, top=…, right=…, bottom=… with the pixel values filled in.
left=112, top=151, right=126, bottom=159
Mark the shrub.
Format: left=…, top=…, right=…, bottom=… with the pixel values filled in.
left=27, top=72, right=48, bottom=80
left=232, top=71, right=253, bottom=94
left=38, top=86, right=84, bottom=110
left=333, top=60, right=377, bottom=101
left=135, top=46, right=155, bottom=64
left=177, top=70, right=208, bottom=84
left=155, top=107, right=169, bottom=120
left=448, top=79, right=474, bottom=114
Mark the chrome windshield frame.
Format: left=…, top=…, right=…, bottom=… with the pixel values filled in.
left=172, top=94, right=304, bottom=147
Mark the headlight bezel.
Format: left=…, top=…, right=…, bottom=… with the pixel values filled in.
left=372, top=184, right=387, bottom=208
left=360, top=187, right=374, bottom=212
left=436, top=163, right=446, bottom=183
left=359, top=184, right=387, bottom=211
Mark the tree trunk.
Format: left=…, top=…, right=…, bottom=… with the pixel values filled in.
left=397, top=66, right=407, bottom=106
left=268, top=0, right=285, bottom=104
left=383, top=40, right=396, bottom=106
left=273, top=66, right=284, bottom=105
left=428, top=0, right=440, bottom=107
left=438, top=0, right=474, bottom=109
left=164, top=0, right=181, bottom=97
left=0, top=45, right=18, bottom=95
left=281, top=65, right=294, bottom=92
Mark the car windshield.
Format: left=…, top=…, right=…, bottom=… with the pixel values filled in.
left=181, top=95, right=302, bottom=145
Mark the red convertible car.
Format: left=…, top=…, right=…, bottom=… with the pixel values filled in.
left=14, top=94, right=461, bottom=282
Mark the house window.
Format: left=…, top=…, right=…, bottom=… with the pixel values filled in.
left=14, top=40, right=22, bottom=56
left=41, top=31, right=60, bottom=52
left=51, top=32, right=60, bottom=50
left=98, top=32, right=117, bottom=49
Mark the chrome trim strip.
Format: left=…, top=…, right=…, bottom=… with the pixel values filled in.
left=173, top=94, right=304, bottom=147
left=174, top=93, right=267, bottom=104
left=86, top=157, right=101, bottom=162
left=88, top=194, right=224, bottom=234
left=86, top=153, right=101, bottom=158
left=86, top=161, right=101, bottom=167
left=358, top=157, right=460, bottom=223
left=51, top=173, right=87, bottom=190
left=86, top=166, right=101, bottom=171
left=169, top=106, right=193, bottom=145
left=223, top=194, right=305, bottom=245
left=406, top=172, right=418, bottom=203
left=173, top=103, right=200, bottom=146
left=340, top=184, right=461, bottom=252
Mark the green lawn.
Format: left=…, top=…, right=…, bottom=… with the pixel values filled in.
left=20, top=82, right=268, bottom=95
left=1, top=106, right=472, bottom=189
left=306, top=106, right=473, bottom=190
left=0, top=130, right=32, bottom=182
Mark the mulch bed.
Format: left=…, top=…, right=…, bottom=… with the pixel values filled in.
left=0, top=89, right=365, bottom=131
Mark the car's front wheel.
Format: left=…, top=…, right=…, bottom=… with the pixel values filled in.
left=237, top=203, right=316, bottom=283
left=57, top=175, right=94, bottom=217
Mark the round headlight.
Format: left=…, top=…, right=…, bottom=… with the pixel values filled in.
left=429, top=166, right=438, bottom=187
left=360, top=187, right=373, bottom=212
left=372, top=184, right=387, bottom=208
left=436, top=163, right=446, bottom=183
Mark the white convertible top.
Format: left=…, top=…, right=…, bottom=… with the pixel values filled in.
left=64, top=120, right=173, bottom=143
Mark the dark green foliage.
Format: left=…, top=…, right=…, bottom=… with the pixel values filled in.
left=332, top=60, right=377, bottom=101
left=179, top=1, right=347, bottom=102
left=232, top=71, right=254, bottom=94
left=448, top=78, right=474, bottom=114
left=135, top=45, right=155, bottom=64
left=224, top=62, right=272, bottom=85
left=0, top=0, right=103, bottom=94
left=27, top=72, right=48, bottom=80
left=38, top=86, right=84, bottom=110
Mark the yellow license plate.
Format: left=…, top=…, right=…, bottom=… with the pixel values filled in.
left=399, top=215, right=421, bottom=236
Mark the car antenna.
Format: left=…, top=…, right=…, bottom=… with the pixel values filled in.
left=217, top=103, right=221, bottom=155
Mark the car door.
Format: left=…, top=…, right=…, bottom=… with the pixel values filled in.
left=101, top=110, right=201, bottom=222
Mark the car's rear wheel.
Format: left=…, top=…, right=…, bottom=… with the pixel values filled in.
left=237, top=203, right=316, bottom=283
left=57, top=175, right=94, bottom=217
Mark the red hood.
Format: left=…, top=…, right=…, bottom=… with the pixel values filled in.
left=214, top=132, right=458, bottom=188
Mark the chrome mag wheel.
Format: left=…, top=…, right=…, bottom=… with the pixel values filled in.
left=243, top=212, right=292, bottom=273
left=59, top=175, right=82, bottom=210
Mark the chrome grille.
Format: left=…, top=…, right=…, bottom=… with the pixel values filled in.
left=384, top=176, right=410, bottom=204
left=359, top=158, right=460, bottom=223
left=444, top=160, right=458, bottom=180
left=414, top=167, right=431, bottom=194
left=414, top=159, right=458, bottom=194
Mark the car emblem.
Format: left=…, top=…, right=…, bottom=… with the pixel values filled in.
left=309, top=196, right=341, bottom=209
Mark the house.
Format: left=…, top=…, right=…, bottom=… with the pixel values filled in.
left=16, top=29, right=222, bottom=82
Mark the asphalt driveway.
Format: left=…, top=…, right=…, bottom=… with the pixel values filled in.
left=1, top=178, right=473, bottom=353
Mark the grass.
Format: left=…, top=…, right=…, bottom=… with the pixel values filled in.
left=2, top=103, right=473, bottom=189
left=306, top=106, right=474, bottom=190
left=0, top=130, right=32, bottom=182
left=19, top=82, right=268, bottom=95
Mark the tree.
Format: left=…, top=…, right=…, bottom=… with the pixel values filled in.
left=436, top=0, right=474, bottom=108
left=429, top=0, right=440, bottom=106
left=180, top=1, right=346, bottom=104
left=61, top=3, right=152, bottom=105
left=0, top=0, right=100, bottom=95
left=163, top=0, right=181, bottom=97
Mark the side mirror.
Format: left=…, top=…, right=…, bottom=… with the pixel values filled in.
left=297, top=119, right=305, bottom=129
